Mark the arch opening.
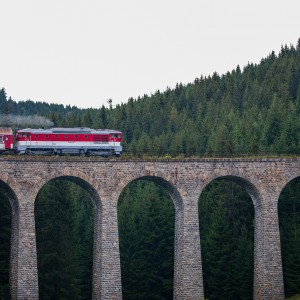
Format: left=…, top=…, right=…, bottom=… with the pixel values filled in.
left=199, top=176, right=255, bottom=300
left=0, top=180, right=18, bottom=299
left=117, top=176, right=179, bottom=300
left=35, top=176, right=98, bottom=300
left=278, top=177, right=300, bottom=298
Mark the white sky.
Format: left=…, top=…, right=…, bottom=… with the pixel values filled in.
left=0, top=0, right=300, bottom=109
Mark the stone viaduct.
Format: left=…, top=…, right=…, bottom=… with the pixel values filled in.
left=0, top=157, right=299, bottom=299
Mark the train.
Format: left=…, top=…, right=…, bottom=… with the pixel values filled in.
left=0, top=127, right=122, bottom=156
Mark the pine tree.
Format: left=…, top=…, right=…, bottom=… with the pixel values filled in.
left=201, top=199, right=235, bottom=299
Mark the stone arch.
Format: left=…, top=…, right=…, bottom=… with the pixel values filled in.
left=36, top=175, right=101, bottom=208
left=277, top=172, right=300, bottom=206
left=133, top=175, right=183, bottom=208
left=200, top=174, right=262, bottom=208
left=0, top=177, right=19, bottom=215
left=117, top=175, right=183, bottom=298
left=117, top=171, right=183, bottom=214
left=31, top=167, right=102, bottom=208
left=117, top=175, right=183, bottom=236
left=0, top=178, right=19, bottom=300
left=33, top=174, right=102, bottom=299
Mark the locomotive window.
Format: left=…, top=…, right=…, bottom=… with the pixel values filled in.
left=46, top=135, right=49, bottom=138
left=65, top=134, right=68, bottom=138
left=85, top=135, right=88, bottom=139
left=115, top=134, right=120, bottom=138
left=75, top=135, right=78, bottom=138
left=5, top=136, right=8, bottom=141
left=56, top=134, right=59, bottom=138
left=35, top=135, right=39, bottom=138
left=27, top=133, right=30, bottom=138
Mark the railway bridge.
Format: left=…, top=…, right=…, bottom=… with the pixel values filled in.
left=0, top=157, right=299, bottom=299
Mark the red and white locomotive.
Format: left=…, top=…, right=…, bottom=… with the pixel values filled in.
left=0, top=127, right=122, bottom=156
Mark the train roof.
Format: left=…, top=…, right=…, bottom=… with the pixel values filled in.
left=16, top=128, right=122, bottom=134
left=0, top=127, right=13, bottom=135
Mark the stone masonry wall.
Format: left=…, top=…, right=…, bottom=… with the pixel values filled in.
left=1, top=157, right=300, bottom=299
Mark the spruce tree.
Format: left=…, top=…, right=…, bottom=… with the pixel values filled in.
left=0, top=186, right=11, bottom=299
left=118, top=181, right=174, bottom=300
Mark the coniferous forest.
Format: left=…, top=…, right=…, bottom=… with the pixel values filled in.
left=1, top=40, right=300, bottom=299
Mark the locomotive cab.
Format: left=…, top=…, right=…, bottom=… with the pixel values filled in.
left=0, top=128, right=14, bottom=152
left=109, top=132, right=122, bottom=155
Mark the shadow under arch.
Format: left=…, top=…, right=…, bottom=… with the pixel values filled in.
left=198, top=175, right=259, bottom=300
left=278, top=176, right=300, bottom=297
left=34, top=175, right=102, bottom=299
left=0, top=179, right=19, bottom=300
left=117, top=175, right=183, bottom=299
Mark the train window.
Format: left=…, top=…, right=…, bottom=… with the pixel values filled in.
left=36, top=135, right=39, bottom=138
left=85, top=135, right=88, bottom=139
left=27, top=133, right=30, bottom=138
left=55, top=134, right=59, bottom=138
left=65, top=135, right=68, bottom=138
left=46, top=135, right=49, bottom=138
left=115, top=134, right=120, bottom=138
left=0, top=135, right=2, bottom=141
left=5, top=136, right=8, bottom=141
left=75, top=135, right=78, bottom=138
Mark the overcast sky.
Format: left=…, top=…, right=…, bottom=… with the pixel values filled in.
left=0, top=0, right=300, bottom=109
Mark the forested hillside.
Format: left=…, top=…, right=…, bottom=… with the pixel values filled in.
left=1, top=40, right=300, bottom=156
left=0, top=40, right=300, bottom=299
